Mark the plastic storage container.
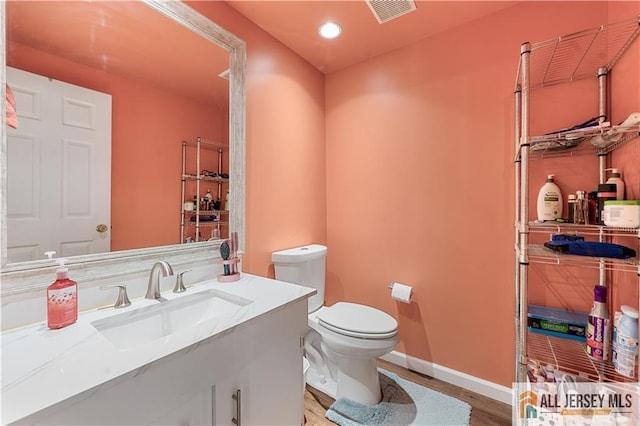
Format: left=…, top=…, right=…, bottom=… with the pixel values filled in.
left=603, top=200, right=640, bottom=228
left=527, top=305, right=588, bottom=341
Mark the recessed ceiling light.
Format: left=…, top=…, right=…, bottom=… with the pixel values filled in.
left=319, top=22, right=342, bottom=39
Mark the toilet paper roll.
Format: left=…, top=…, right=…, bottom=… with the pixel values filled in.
left=390, top=282, right=413, bottom=303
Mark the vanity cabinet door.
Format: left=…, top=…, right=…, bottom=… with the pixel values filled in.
left=212, top=339, right=304, bottom=426
left=146, top=388, right=213, bottom=426
left=212, top=300, right=307, bottom=425
left=19, top=371, right=215, bottom=426
left=212, top=376, right=241, bottom=426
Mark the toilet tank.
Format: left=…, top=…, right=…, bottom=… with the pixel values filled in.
left=272, top=244, right=327, bottom=313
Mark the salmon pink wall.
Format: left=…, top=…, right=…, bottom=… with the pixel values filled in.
left=8, top=44, right=224, bottom=252
left=325, top=1, right=638, bottom=387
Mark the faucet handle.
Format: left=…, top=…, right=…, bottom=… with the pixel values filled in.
left=173, top=270, right=191, bottom=293
left=100, top=284, right=132, bottom=308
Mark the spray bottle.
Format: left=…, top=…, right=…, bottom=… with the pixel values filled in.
left=586, top=285, right=610, bottom=361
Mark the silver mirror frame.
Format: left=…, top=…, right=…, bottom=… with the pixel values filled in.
left=0, top=1, right=246, bottom=296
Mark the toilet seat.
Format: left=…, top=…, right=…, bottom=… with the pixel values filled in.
left=318, top=302, right=397, bottom=339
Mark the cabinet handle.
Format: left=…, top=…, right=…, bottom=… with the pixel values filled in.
left=231, top=389, right=241, bottom=426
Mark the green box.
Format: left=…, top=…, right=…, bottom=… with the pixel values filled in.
left=527, top=305, right=588, bottom=342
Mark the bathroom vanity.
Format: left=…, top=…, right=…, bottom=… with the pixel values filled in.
left=1, top=274, right=315, bottom=425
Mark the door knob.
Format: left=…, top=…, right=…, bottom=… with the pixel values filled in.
left=96, top=224, right=108, bottom=233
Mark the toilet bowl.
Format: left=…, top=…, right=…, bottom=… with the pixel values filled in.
left=307, top=303, right=399, bottom=404
left=272, top=245, right=399, bottom=405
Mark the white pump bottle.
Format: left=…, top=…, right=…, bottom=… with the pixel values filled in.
left=536, top=174, right=563, bottom=221
left=605, top=168, right=625, bottom=200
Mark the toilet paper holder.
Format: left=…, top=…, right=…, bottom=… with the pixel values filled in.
left=388, top=282, right=411, bottom=290
left=387, top=282, right=413, bottom=303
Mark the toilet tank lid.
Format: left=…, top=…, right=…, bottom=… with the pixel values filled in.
left=272, top=244, right=327, bottom=263
left=318, top=302, right=398, bottom=336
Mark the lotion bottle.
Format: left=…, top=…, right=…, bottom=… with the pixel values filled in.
left=47, top=258, right=78, bottom=329
left=536, top=174, right=563, bottom=221
left=605, top=168, right=625, bottom=200
left=586, top=285, right=610, bottom=361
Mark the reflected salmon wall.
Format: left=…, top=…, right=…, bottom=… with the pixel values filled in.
left=8, top=43, right=224, bottom=251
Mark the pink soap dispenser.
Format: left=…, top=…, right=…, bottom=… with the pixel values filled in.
left=47, top=258, right=78, bottom=329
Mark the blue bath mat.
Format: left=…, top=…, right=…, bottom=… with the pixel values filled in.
left=325, top=369, right=472, bottom=425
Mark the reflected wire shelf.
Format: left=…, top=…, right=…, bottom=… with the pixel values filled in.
left=183, top=210, right=229, bottom=215
left=184, top=221, right=228, bottom=228
left=182, top=174, right=229, bottom=183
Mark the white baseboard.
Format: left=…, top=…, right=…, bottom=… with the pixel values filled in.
left=381, top=350, right=513, bottom=405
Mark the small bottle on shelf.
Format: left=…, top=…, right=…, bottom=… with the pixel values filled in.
left=574, top=191, right=589, bottom=225
left=596, top=184, right=617, bottom=225
left=588, top=191, right=598, bottom=225
left=605, top=168, right=625, bottom=201
left=567, top=193, right=576, bottom=223
left=204, top=189, right=213, bottom=208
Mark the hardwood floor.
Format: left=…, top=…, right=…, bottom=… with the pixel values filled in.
left=304, top=359, right=513, bottom=426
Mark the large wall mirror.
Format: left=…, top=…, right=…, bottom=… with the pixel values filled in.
left=0, top=1, right=245, bottom=292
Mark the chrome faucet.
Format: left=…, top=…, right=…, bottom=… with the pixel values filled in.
left=145, top=261, right=174, bottom=300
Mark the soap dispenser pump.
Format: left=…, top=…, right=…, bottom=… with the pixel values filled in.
left=605, top=168, right=625, bottom=200
left=47, top=258, right=78, bottom=329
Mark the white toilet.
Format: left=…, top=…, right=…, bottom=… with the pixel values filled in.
left=272, top=244, right=398, bottom=405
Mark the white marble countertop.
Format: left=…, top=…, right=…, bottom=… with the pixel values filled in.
left=0, top=273, right=315, bottom=425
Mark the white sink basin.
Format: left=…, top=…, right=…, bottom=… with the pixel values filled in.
left=92, top=289, right=252, bottom=349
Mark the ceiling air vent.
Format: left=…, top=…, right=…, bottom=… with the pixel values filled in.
left=366, top=0, right=417, bottom=24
